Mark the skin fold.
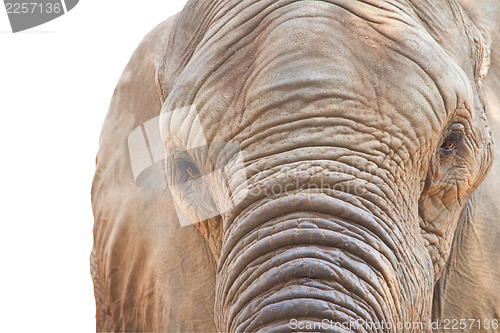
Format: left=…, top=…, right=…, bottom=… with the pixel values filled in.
left=91, top=1, right=500, bottom=332
left=433, top=1, right=500, bottom=328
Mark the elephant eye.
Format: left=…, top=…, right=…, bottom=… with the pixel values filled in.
left=186, top=164, right=201, bottom=179
left=439, top=132, right=463, bottom=154
left=441, top=139, right=455, bottom=151
left=173, top=156, right=201, bottom=183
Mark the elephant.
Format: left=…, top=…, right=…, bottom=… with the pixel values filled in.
left=91, top=0, right=500, bottom=332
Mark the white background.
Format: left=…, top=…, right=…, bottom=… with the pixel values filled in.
left=0, top=1, right=187, bottom=331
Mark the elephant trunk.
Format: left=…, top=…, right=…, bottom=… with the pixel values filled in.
left=215, top=183, right=420, bottom=332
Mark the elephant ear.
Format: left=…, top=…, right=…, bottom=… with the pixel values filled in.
left=91, top=13, right=217, bottom=332
left=156, top=0, right=222, bottom=102
left=432, top=0, right=500, bottom=325
left=457, top=0, right=500, bottom=46
left=458, top=0, right=500, bottom=81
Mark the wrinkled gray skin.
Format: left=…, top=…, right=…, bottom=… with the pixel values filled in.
left=91, top=0, right=500, bottom=332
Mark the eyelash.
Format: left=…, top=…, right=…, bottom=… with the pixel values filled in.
left=441, top=138, right=455, bottom=151
left=174, top=158, right=201, bottom=183
left=439, top=132, right=463, bottom=154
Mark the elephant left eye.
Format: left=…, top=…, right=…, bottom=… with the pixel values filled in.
left=441, top=139, right=455, bottom=151
left=439, top=132, right=463, bottom=154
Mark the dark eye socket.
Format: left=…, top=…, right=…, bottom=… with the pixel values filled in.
left=440, top=132, right=463, bottom=153
left=174, top=158, right=201, bottom=182
left=441, top=139, right=455, bottom=151
left=185, top=164, right=201, bottom=179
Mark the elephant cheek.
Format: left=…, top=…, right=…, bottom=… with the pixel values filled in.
left=214, top=191, right=433, bottom=332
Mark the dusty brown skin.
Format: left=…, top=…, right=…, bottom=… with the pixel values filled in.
left=91, top=1, right=500, bottom=332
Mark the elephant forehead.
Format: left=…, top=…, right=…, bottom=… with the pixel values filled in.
left=163, top=0, right=472, bottom=147
left=239, top=11, right=445, bottom=135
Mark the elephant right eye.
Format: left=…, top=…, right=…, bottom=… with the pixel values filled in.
left=173, top=157, right=201, bottom=184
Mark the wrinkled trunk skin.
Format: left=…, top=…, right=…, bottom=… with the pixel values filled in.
left=215, top=172, right=433, bottom=332
left=156, top=1, right=488, bottom=331
left=91, top=0, right=498, bottom=330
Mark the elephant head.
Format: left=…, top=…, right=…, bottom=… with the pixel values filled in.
left=91, top=0, right=500, bottom=332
